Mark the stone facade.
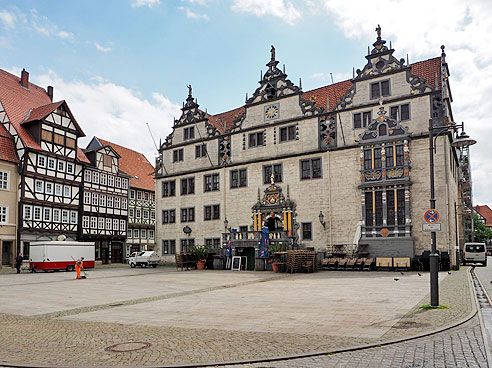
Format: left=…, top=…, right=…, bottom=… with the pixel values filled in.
left=156, top=30, right=467, bottom=267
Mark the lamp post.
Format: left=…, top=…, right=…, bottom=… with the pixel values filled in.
left=428, top=120, right=476, bottom=307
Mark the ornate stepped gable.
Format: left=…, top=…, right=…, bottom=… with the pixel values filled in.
left=336, top=25, right=437, bottom=110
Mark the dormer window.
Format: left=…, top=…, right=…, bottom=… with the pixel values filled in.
left=184, top=127, right=195, bottom=140
left=370, top=80, right=390, bottom=99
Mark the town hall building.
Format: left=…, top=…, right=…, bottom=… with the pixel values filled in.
left=155, top=27, right=470, bottom=269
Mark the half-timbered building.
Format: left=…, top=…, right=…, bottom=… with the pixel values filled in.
left=0, top=124, right=19, bottom=267
left=86, top=137, right=155, bottom=259
left=0, top=69, right=89, bottom=259
left=81, top=141, right=130, bottom=263
left=156, top=28, right=471, bottom=268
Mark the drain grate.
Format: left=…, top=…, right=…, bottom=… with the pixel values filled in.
left=105, top=342, right=151, bottom=353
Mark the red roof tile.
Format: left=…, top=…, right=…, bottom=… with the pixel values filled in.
left=0, top=69, right=87, bottom=163
left=0, top=124, right=19, bottom=163
left=205, top=58, right=441, bottom=133
left=22, top=101, right=64, bottom=123
left=474, top=205, right=492, bottom=227
left=95, top=137, right=155, bottom=191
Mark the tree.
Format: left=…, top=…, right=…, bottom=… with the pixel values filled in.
left=473, top=213, right=492, bottom=243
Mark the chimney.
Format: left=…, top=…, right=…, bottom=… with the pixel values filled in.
left=20, top=69, right=29, bottom=88
left=47, top=86, right=54, bottom=102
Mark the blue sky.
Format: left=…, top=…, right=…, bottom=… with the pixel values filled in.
left=1, top=0, right=491, bottom=207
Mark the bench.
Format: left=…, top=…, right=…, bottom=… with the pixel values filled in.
left=393, top=257, right=411, bottom=271
left=376, top=257, right=393, bottom=271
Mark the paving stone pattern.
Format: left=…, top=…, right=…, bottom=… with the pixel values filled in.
left=0, top=267, right=477, bottom=367
left=224, top=315, right=487, bottom=368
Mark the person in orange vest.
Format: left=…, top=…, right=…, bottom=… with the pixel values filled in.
left=75, top=257, right=85, bottom=279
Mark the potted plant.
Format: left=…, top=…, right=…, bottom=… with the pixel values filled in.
left=268, top=258, right=280, bottom=272
left=191, top=245, right=209, bottom=270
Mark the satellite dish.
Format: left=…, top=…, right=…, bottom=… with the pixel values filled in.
left=57, top=235, right=67, bottom=241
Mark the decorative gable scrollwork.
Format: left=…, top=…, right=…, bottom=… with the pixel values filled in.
left=319, top=114, right=337, bottom=150
left=246, top=45, right=301, bottom=106
left=218, top=135, right=231, bottom=166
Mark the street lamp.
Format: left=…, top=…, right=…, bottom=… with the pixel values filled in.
left=428, top=120, right=476, bottom=307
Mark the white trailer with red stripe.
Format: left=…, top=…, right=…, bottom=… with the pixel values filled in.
left=29, top=241, right=95, bottom=272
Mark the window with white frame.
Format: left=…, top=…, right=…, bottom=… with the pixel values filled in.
left=45, top=182, right=53, bottom=195
left=91, top=216, right=97, bottom=228
left=106, top=218, right=112, bottom=230
left=53, top=208, right=60, bottom=222
left=66, top=163, right=74, bottom=175
left=116, top=177, right=121, bottom=188
left=122, top=178, right=128, bottom=189
left=137, top=191, right=142, bottom=200
left=114, top=197, right=120, bottom=209
left=98, top=217, right=104, bottom=229
left=33, top=206, right=42, bottom=221
left=149, top=230, right=154, bottom=239
left=107, top=196, right=113, bottom=207
left=151, top=211, right=155, bottom=220
left=130, top=189, right=135, bottom=199
left=108, top=175, right=114, bottom=187
left=127, top=229, right=133, bottom=238
left=63, top=185, right=71, bottom=198
left=0, top=170, right=8, bottom=190
left=84, top=170, right=91, bottom=182
left=47, top=158, right=56, bottom=170
left=100, top=173, right=107, bottom=185
left=134, top=229, right=139, bottom=238
left=35, top=180, right=44, bottom=193
left=84, top=192, right=91, bottom=205
left=144, top=192, right=149, bottom=200
left=43, top=208, right=51, bottom=222
left=55, top=184, right=62, bottom=196
left=136, top=209, right=141, bottom=218
left=121, top=198, right=127, bottom=209
left=143, top=210, right=149, bottom=219
left=100, top=194, right=106, bottom=207
left=92, top=192, right=98, bottom=205
left=0, top=206, right=7, bottom=223
left=62, top=210, right=69, bottom=223
left=83, top=216, right=89, bottom=228
left=57, top=160, right=65, bottom=172
left=141, top=229, right=147, bottom=238
left=129, top=208, right=134, bottom=218
left=23, top=205, right=32, bottom=220
left=37, top=155, right=46, bottom=168
left=113, top=219, right=119, bottom=231
left=120, top=220, right=125, bottom=231
left=70, top=211, right=77, bottom=224
left=92, top=172, right=99, bottom=184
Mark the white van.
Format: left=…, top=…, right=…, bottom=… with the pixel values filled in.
left=463, top=242, right=487, bottom=266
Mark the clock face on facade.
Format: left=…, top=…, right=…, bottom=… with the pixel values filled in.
left=264, top=104, right=279, bottom=121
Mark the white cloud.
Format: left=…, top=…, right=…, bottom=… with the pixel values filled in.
left=231, top=0, right=302, bottom=26
left=0, top=10, right=16, bottom=29
left=178, top=6, right=209, bottom=20
left=131, top=0, right=161, bottom=8
left=30, top=9, right=74, bottom=40
left=94, top=42, right=111, bottom=53
left=33, top=71, right=181, bottom=162
left=316, top=0, right=492, bottom=207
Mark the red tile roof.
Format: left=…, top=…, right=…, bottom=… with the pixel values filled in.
left=0, top=124, right=18, bottom=163
left=95, top=137, right=155, bottom=191
left=205, top=58, right=441, bottom=133
left=474, top=205, right=492, bottom=228
left=0, top=69, right=88, bottom=164
left=22, top=101, right=64, bottom=123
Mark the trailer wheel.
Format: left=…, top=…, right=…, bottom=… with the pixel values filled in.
left=130, top=263, right=136, bottom=268
left=152, top=264, right=157, bottom=268
left=66, top=265, right=75, bottom=272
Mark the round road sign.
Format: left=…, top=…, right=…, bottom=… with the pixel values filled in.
left=424, top=210, right=440, bottom=223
